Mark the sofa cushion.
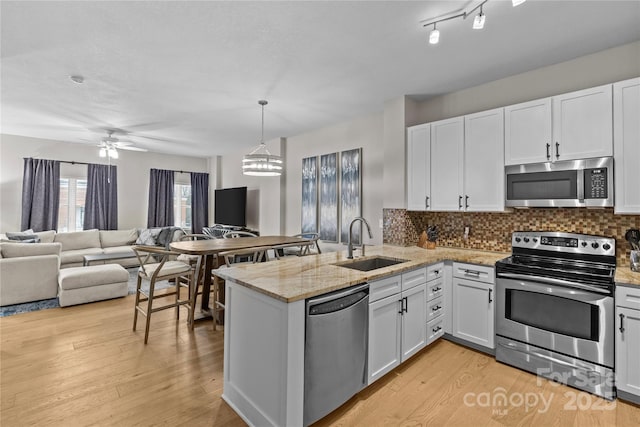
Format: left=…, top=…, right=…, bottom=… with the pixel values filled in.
left=100, top=229, right=138, bottom=248
left=0, top=242, right=62, bottom=258
left=102, top=246, right=135, bottom=256
left=60, top=248, right=104, bottom=265
left=54, top=229, right=101, bottom=251
left=5, top=229, right=40, bottom=243
left=34, top=230, right=56, bottom=244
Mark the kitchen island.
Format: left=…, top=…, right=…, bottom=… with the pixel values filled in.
left=214, top=245, right=507, bottom=427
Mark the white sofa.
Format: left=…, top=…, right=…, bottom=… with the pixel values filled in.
left=0, top=242, right=62, bottom=306
left=54, top=229, right=140, bottom=268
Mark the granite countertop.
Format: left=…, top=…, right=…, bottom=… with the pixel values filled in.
left=214, top=245, right=509, bottom=303
left=615, top=268, right=640, bottom=287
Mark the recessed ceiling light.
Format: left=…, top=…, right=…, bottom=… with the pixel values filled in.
left=69, top=75, right=84, bottom=84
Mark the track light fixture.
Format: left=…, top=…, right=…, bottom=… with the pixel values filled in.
left=422, top=0, right=525, bottom=44
left=473, top=5, right=486, bottom=29
left=429, top=23, right=440, bottom=44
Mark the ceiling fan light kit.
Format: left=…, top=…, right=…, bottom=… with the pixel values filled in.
left=422, top=0, right=525, bottom=44
left=242, top=100, right=283, bottom=177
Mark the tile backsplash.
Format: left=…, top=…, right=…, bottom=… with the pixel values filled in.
left=383, top=208, right=640, bottom=266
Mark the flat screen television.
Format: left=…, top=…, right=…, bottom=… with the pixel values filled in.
left=214, top=186, right=247, bottom=227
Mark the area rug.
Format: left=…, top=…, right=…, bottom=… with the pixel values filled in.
left=0, top=267, right=172, bottom=317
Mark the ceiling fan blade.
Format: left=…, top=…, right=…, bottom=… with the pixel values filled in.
left=118, top=145, right=148, bottom=152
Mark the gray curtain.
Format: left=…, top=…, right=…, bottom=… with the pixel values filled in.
left=84, top=164, right=118, bottom=230
left=190, top=172, right=209, bottom=234
left=21, top=158, right=60, bottom=232
left=147, top=168, right=174, bottom=227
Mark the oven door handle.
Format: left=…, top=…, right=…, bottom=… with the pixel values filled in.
left=497, top=272, right=611, bottom=295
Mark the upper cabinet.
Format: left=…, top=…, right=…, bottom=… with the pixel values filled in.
left=505, top=84, right=613, bottom=166
left=505, top=98, right=552, bottom=165
left=464, top=108, right=505, bottom=212
left=552, top=84, right=613, bottom=161
left=406, top=124, right=431, bottom=211
left=430, top=117, right=464, bottom=211
left=614, top=78, right=640, bottom=214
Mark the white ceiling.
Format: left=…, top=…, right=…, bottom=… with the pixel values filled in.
left=1, top=0, right=639, bottom=157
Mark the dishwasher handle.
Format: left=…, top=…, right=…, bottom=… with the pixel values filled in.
left=307, top=283, right=369, bottom=316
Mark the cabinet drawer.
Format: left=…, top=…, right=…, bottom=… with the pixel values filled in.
left=427, top=317, right=445, bottom=345
left=427, top=278, right=444, bottom=301
left=369, top=274, right=402, bottom=303
left=616, top=285, right=640, bottom=311
left=427, top=296, right=444, bottom=322
left=427, top=263, right=444, bottom=282
left=453, top=262, right=494, bottom=284
left=402, top=267, right=427, bottom=291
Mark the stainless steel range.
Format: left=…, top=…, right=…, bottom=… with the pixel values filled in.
left=495, top=231, right=616, bottom=399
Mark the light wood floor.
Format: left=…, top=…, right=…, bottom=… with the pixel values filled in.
left=1, top=294, right=639, bottom=427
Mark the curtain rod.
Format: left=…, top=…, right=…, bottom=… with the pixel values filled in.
left=154, top=168, right=204, bottom=175
left=23, top=157, right=92, bottom=166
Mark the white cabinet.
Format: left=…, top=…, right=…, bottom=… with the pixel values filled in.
left=451, top=263, right=495, bottom=350
left=426, top=262, right=445, bottom=345
left=552, top=84, right=613, bottom=161
left=430, top=117, right=464, bottom=211
left=464, top=108, right=505, bottom=211
left=614, top=78, right=640, bottom=214
left=407, top=123, right=431, bottom=211
left=616, top=286, right=640, bottom=404
left=368, top=269, right=427, bottom=385
left=505, top=98, right=552, bottom=165
left=505, top=85, right=613, bottom=165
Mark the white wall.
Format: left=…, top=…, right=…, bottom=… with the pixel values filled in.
left=0, top=134, right=208, bottom=231
left=217, top=138, right=284, bottom=235
left=415, top=40, right=640, bottom=123
left=285, top=112, right=384, bottom=251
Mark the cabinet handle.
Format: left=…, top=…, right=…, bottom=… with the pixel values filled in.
left=425, top=196, right=429, bottom=208
left=433, top=270, right=439, bottom=275
left=398, top=299, right=404, bottom=315
left=546, top=143, right=551, bottom=160
left=432, top=286, right=442, bottom=292
left=555, top=142, right=560, bottom=159
left=432, top=326, right=442, bottom=333
left=458, top=196, right=463, bottom=209
left=619, top=313, right=625, bottom=334
left=465, top=195, right=469, bottom=209
left=465, top=269, right=481, bottom=276
left=432, top=305, right=441, bottom=312
left=488, top=288, right=493, bottom=303
left=404, top=297, right=408, bottom=313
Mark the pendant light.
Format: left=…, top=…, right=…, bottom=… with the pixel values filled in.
left=242, top=100, right=283, bottom=176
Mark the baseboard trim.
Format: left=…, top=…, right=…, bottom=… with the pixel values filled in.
left=443, top=333, right=495, bottom=356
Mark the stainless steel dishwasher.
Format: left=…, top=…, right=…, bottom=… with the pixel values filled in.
left=304, top=282, right=369, bottom=426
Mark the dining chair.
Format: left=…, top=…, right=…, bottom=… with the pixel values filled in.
left=132, top=245, right=194, bottom=344
left=212, top=246, right=270, bottom=331
left=273, top=232, right=321, bottom=258
left=177, top=233, right=215, bottom=329
left=223, top=230, right=258, bottom=238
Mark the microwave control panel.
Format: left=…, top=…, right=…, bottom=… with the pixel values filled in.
left=585, top=168, right=608, bottom=199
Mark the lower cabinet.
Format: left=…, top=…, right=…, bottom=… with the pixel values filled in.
left=368, top=269, right=427, bottom=385
left=451, top=263, right=495, bottom=350
left=616, top=285, right=640, bottom=404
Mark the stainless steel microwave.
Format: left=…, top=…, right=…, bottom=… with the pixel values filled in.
left=505, top=157, right=613, bottom=208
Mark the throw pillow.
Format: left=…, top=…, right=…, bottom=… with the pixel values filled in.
left=6, top=229, right=34, bottom=240
left=135, top=228, right=162, bottom=246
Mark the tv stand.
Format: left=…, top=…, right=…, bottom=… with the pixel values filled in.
left=203, top=224, right=260, bottom=238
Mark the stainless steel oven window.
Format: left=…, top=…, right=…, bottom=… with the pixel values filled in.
left=505, top=289, right=599, bottom=341
left=506, top=170, right=578, bottom=200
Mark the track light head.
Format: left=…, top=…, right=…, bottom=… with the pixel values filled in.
left=473, top=7, right=486, bottom=29
left=429, top=24, right=440, bottom=44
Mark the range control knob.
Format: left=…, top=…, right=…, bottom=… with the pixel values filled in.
left=591, top=242, right=599, bottom=249
left=515, top=237, right=522, bottom=243
left=523, top=237, right=530, bottom=243
left=533, top=238, right=538, bottom=243
left=602, top=243, right=611, bottom=251
left=581, top=241, right=588, bottom=247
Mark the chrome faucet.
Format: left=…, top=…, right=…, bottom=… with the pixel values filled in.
left=347, top=217, right=373, bottom=259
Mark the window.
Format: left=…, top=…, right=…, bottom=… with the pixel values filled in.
left=174, top=184, right=192, bottom=230
left=58, top=178, right=87, bottom=232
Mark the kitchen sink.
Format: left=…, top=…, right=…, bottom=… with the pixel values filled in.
left=335, top=256, right=408, bottom=272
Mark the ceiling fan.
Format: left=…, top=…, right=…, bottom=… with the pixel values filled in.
left=97, top=130, right=147, bottom=159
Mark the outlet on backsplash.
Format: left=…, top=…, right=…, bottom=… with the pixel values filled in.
left=463, top=225, right=470, bottom=241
